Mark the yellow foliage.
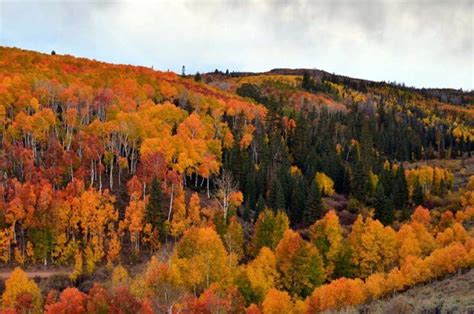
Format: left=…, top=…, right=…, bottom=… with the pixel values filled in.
left=349, top=216, right=397, bottom=278
left=0, top=229, right=11, bottom=263
left=2, top=268, right=42, bottom=311
left=170, top=227, right=229, bottom=292
left=246, top=247, right=278, bottom=302
left=364, top=273, right=386, bottom=300
left=70, top=251, right=83, bottom=281
left=309, top=210, right=344, bottom=278
left=112, top=265, right=130, bottom=286
left=397, top=224, right=422, bottom=262
left=315, top=172, right=335, bottom=196
left=405, top=166, right=453, bottom=196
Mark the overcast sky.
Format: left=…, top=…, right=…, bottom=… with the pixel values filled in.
left=1, top=0, right=473, bottom=89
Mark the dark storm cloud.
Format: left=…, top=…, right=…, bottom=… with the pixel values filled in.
left=0, top=0, right=472, bottom=89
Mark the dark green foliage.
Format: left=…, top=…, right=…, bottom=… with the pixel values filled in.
left=236, top=83, right=263, bottom=102
left=244, top=171, right=257, bottom=212
left=413, top=179, right=425, bottom=206
left=374, top=182, right=395, bottom=225
left=333, top=242, right=355, bottom=279
left=302, top=71, right=312, bottom=90
left=290, top=176, right=306, bottom=226
left=304, top=181, right=323, bottom=226
left=194, top=72, right=202, bottom=82
left=350, top=160, right=369, bottom=202
left=301, top=71, right=338, bottom=96
left=392, top=165, right=409, bottom=210
left=221, top=72, right=469, bottom=228
left=251, top=209, right=288, bottom=255
left=235, top=271, right=258, bottom=306
left=145, top=178, right=165, bottom=237
left=213, top=212, right=227, bottom=239
left=268, top=179, right=285, bottom=212
left=283, top=244, right=325, bottom=298
left=29, top=228, right=53, bottom=263
left=254, top=194, right=266, bottom=221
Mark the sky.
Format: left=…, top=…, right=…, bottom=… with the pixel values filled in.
left=0, top=0, right=473, bottom=90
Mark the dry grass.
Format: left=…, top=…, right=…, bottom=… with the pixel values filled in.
left=331, top=269, right=474, bottom=314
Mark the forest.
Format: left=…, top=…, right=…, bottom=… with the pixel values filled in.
left=0, top=46, right=473, bottom=313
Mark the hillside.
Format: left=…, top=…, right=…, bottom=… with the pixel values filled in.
left=0, top=46, right=473, bottom=313
left=353, top=269, right=474, bottom=313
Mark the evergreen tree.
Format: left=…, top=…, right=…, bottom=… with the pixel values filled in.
left=374, top=182, right=394, bottom=225
left=360, top=118, right=374, bottom=165
left=145, top=178, right=165, bottom=237
left=254, top=194, right=266, bottom=221
left=268, top=179, right=285, bottom=212
left=302, top=71, right=312, bottom=90
left=290, top=176, right=306, bottom=226
left=244, top=171, right=257, bottom=212
left=350, top=160, right=368, bottom=202
left=378, top=166, right=393, bottom=193
left=392, top=165, right=408, bottom=210
left=413, top=178, right=424, bottom=206
left=194, top=72, right=202, bottom=82
left=304, top=181, right=323, bottom=226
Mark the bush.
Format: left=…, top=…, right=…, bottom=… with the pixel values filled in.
left=384, top=296, right=414, bottom=314
left=39, top=274, right=71, bottom=294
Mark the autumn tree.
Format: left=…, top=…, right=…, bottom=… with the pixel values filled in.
left=223, top=216, right=244, bottom=265
left=86, top=283, right=111, bottom=313
left=309, top=210, right=345, bottom=279
left=245, top=247, right=279, bottom=303
left=109, top=286, right=143, bottom=314
left=45, top=287, right=87, bottom=314
left=215, top=171, right=243, bottom=224
left=143, top=256, right=184, bottom=313
left=261, top=289, right=293, bottom=314
left=123, top=187, right=145, bottom=254
left=315, top=172, right=335, bottom=196
left=170, top=187, right=188, bottom=238
left=251, top=209, right=289, bottom=256
left=188, top=192, right=202, bottom=227
left=349, top=215, right=397, bottom=278
left=2, top=268, right=42, bottom=312
left=170, top=227, right=229, bottom=293
left=396, top=224, right=422, bottom=262
left=306, top=277, right=365, bottom=312
left=275, top=229, right=325, bottom=297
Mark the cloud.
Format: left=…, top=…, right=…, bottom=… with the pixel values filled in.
left=0, top=0, right=472, bottom=89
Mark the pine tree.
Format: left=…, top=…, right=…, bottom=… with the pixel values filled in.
left=304, top=181, right=323, bottom=226
left=255, top=194, right=266, bottom=221
left=413, top=179, right=424, bottom=206
left=302, top=71, right=312, bottom=90
left=194, top=72, right=202, bottom=82
left=244, top=171, right=257, bottom=212
left=145, top=178, right=165, bottom=237
left=374, top=183, right=394, bottom=225
left=378, top=166, right=393, bottom=194
left=268, top=179, right=285, bottom=212
left=350, top=160, right=368, bottom=202
left=392, top=166, right=408, bottom=210
left=290, top=176, right=306, bottom=226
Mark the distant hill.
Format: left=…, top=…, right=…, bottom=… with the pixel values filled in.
left=204, top=68, right=474, bottom=106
